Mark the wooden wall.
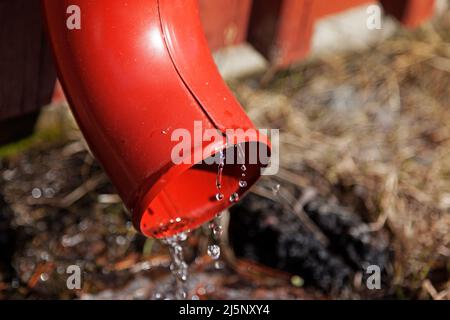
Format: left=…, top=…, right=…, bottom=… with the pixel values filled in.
left=0, top=0, right=57, bottom=144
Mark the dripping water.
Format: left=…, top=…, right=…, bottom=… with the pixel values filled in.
left=157, top=142, right=251, bottom=299
left=207, top=244, right=221, bottom=260
left=229, top=193, right=240, bottom=203
left=162, top=232, right=189, bottom=300
left=208, top=214, right=223, bottom=269
left=272, top=183, right=281, bottom=195
left=239, top=180, right=247, bottom=188
left=237, top=144, right=248, bottom=193
left=215, top=148, right=225, bottom=202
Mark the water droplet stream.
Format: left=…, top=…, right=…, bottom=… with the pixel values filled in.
left=157, top=142, right=253, bottom=299
left=207, top=244, right=221, bottom=260
left=208, top=214, right=224, bottom=269
left=162, top=232, right=189, bottom=300
left=215, top=148, right=225, bottom=202
left=237, top=144, right=248, bottom=193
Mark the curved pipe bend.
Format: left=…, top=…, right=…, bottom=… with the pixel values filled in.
left=42, top=0, right=270, bottom=238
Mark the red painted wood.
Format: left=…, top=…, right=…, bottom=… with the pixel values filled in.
left=248, top=0, right=316, bottom=67
left=199, top=0, right=253, bottom=51
left=249, top=0, right=376, bottom=68
left=381, top=0, right=435, bottom=28
left=248, top=0, right=436, bottom=68
left=314, top=0, right=374, bottom=18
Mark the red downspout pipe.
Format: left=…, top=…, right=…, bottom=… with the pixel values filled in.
left=41, top=0, right=270, bottom=238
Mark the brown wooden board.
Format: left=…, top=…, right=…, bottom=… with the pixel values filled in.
left=381, top=0, right=436, bottom=28
left=314, top=0, right=374, bottom=18
left=199, top=0, right=253, bottom=51
left=0, top=0, right=56, bottom=142
left=248, top=0, right=316, bottom=68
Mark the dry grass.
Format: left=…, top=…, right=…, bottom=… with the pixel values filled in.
left=231, top=12, right=450, bottom=299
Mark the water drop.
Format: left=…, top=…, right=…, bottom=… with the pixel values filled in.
left=161, top=127, right=171, bottom=135
left=215, top=149, right=225, bottom=198
left=177, top=232, right=188, bottom=242
left=207, top=244, right=221, bottom=260
left=236, top=144, right=249, bottom=189
left=40, top=252, right=50, bottom=261
left=176, top=290, right=187, bottom=300
left=207, top=216, right=223, bottom=266
left=154, top=293, right=162, bottom=300
left=209, top=220, right=223, bottom=238
left=115, top=235, right=127, bottom=246
left=43, top=188, right=56, bottom=198
left=40, top=273, right=49, bottom=282
left=272, top=184, right=281, bottom=195
left=215, top=193, right=224, bottom=201
left=229, top=193, right=240, bottom=203
left=31, top=188, right=42, bottom=199
left=11, top=279, right=19, bottom=289
left=212, top=225, right=223, bottom=237
left=162, top=233, right=189, bottom=300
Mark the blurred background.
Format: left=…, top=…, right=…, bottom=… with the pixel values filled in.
left=0, top=0, right=449, bottom=300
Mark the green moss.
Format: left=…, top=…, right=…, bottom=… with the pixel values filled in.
left=0, top=125, right=64, bottom=159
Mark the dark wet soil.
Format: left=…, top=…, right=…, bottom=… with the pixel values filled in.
left=0, top=139, right=442, bottom=299
left=0, top=142, right=321, bottom=300
left=229, top=192, right=393, bottom=297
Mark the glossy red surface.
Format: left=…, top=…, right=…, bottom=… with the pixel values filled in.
left=42, top=0, right=270, bottom=238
